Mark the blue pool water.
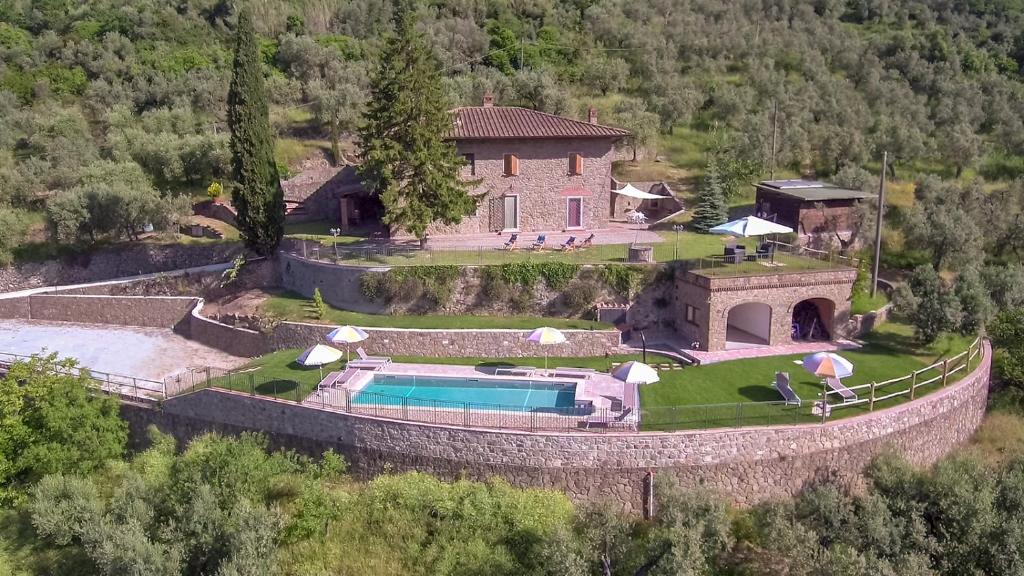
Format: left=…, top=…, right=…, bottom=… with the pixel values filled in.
left=353, top=374, right=577, bottom=411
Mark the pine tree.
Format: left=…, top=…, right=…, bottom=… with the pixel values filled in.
left=356, top=0, right=476, bottom=240
left=227, top=6, right=284, bottom=256
left=691, top=159, right=728, bottom=233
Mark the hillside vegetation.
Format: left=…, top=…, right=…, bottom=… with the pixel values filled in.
left=3, top=0, right=1024, bottom=263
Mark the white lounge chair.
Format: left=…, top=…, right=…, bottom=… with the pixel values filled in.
left=495, top=366, right=536, bottom=377
left=824, top=377, right=857, bottom=402
left=355, top=347, right=391, bottom=365
left=774, top=371, right=801, bottom=406
left=553, top=367, right=595, bottom=379
left=584, top=407, right=637, bottom=431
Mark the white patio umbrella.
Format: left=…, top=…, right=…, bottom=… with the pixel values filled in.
left=526, top=327, right=567, bottom=370
left=325, top=325, right=369, bottom=362
left=708, top=216, right=793, bottom=237
left=296, top=344, right=344, bottom=380
left=612, top=361, right=660, bottom=385
left=801, top=352, right=854, bottom=379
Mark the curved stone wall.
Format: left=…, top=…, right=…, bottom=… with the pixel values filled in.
left=125, top=342, right=991, bottom=511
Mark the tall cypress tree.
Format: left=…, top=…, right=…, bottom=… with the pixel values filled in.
left=691, top=159, right=729, bottom=233
left=357, top=0, right=476, bottom=239
left=227, top=6, right=284, bottom=256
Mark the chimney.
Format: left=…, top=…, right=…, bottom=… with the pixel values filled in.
left=482, top=91, right=494, bottom=107
left=587, top=106, right=598, bottom=124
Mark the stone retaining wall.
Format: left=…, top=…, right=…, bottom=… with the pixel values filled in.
left=189, top=302, right=270, bottom=358
left=123, top=342, right=991, bottom=510
left=0, top=292, right=198, bottom=330
left=271, top=321, right=621, bottom=358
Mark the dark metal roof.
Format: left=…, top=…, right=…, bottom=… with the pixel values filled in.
left=755, top=180, right=874, bottom=201
left=450, top=106, right=629, bottom=140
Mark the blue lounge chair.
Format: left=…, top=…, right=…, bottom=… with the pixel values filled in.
left=530, top=235, right=546, bottom=250
left=503, top=233, right=519, bottom=250
left=560, top=236, right=577, bottom=251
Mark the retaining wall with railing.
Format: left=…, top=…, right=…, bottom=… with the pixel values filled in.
left=122, top=340, right=991, bottom=510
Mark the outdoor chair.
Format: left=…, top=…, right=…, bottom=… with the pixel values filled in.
left=774, top=371, right=801, bottom=406
left=552, top=366, right=595, bottom=379
left=724, top=246, right=745, bottom=264
left=578, top=233, right=595, bottom=249
left=584, top=407, right=636, bottom=431
left=530, top=235, right=546, bottom=250
left=824, top=377, right=857, bottom=402
left=354, top=347, right=391, bottom=367
left=502, top=233, right=519, bottom=250
left=560, top=236, right=577, bottom=251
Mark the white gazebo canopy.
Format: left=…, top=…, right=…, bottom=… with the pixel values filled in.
left=613, top=183, right=668, bottom=200
left=708, top=216, right=793, bottom=237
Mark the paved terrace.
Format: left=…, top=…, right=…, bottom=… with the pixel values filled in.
left=304, top=362, right=639, bottom=431
left=419, top=226, right=662, bottom=250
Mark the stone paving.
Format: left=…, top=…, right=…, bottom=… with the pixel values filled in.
left=304, top=361, right=637, bottom=430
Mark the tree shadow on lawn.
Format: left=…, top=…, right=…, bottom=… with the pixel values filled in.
left=255, top=378, right=301, bottom=396
left=737, top=385, right=781, bottom=402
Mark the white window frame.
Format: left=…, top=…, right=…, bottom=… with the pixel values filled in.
left=565, top=196, right=584, bottom=230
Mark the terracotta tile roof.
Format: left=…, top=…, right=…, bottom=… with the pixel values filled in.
left=450, top=106, right=629, bottom=140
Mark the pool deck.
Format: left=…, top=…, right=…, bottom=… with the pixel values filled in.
left=305, top=362, right=637, bottom=430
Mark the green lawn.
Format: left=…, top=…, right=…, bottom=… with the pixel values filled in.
left=851, top=289, right=890, bottom=315
left=261, top=291, right=614, bottom=330
left=288, top=229, right=847, bottom=275
left=638, top=322, right=977, bottom=430
left=210, top=322, right=978, bottom=432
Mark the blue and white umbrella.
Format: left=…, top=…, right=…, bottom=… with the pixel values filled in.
left=296, top=344, right=344, bottom=379
left=326, top=325, right=369, bottom=361
left=709, top=216, right=793, bottom=237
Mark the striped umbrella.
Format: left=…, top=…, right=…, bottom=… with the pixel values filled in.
left=526, top=327, right=567, bottom=370
left=296, top=344, right=344, bottom=380
left=325, top=325, right=369, bottom=361
left=802, top=352, right=854, bottom=378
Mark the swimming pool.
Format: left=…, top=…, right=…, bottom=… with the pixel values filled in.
left=352, top=373, right=578, bottom=412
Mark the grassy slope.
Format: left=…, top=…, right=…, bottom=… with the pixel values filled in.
left=261, top=291, right=614, bottom=330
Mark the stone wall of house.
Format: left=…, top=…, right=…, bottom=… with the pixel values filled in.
left=402, top=138, right=616, bottom=238
left=122, top=342, right=990, bottom=510
left=0, top=242, right=243, bottom=293
left=674, top=268, right=858, bottom=351
left=271, top=321, right=621, bottom=358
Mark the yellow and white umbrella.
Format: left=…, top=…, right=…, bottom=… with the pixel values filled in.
left=326, top=325, right=369, bottom=361
left=612, top=361, right=660, bottom=385
left=526, top=327, right=567, bottom=370
left=296, top=344, right=344, bottom=379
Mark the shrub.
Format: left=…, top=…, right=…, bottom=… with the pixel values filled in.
left=537, top=262, right=580, bottom=290
left=359, top=272, right=386, bottom=302
left=599, top=264, right=650, bottom=299
left=991, top=308, right=1024, bottom=390
left=312, top=287, right=326, bottom=319
left=562, top=280, right=599, bottom=316
left=480, top=266, right=511, bottom=304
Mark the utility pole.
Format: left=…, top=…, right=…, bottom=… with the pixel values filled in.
left=769, top=99, right=778, bottom=180
left=871, top=151, right=887, bottom=298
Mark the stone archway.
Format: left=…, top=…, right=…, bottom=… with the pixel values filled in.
left=791, top=297, right=835, bottom=341
left=725, top=302, right=772, bottom=349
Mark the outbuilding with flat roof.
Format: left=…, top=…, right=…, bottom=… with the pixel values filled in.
left=754, top=180, right=875, bottom=249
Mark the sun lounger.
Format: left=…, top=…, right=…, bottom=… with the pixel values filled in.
left=530, top=235, right=546, bottom=250
left=578, top=233, right=595, bottom=249
left=356, top=347, right=391, bottom=364
left=502, top=233, right=519, bottom=250
left=495, top=366, right=537, bottom=376
left=320, top=367, right=359, bottom=389
left=584, top=407, right=636, bottom=430
left=774, top=371, right=801, bottom=406
left=560, top=236, right=577, bottom=251
left=824, top=377, right=857, bottom=402
left=552, top=367, right=595, bottom=379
